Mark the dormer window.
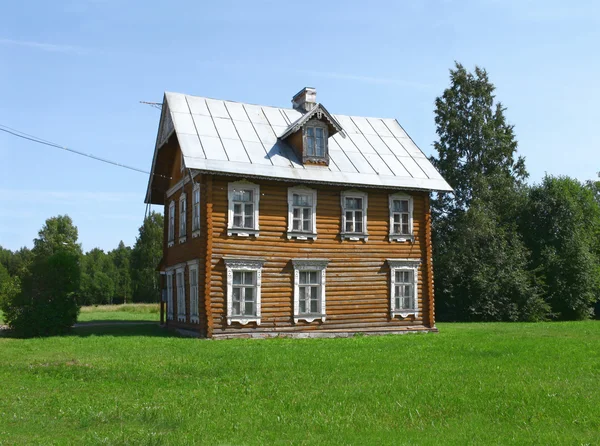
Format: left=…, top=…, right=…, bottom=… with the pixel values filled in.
left=303, top=120, right=328, bottom=162
left=306, top=126, right=327, bottom=157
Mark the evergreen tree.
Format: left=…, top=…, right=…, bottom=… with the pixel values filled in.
left=430, top=63, right=546, bottom=321
left=131, top=212, right=164, bottom=302
left=79, top=248, right=116, bottom=305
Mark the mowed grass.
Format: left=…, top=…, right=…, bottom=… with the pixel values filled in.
left=78, top=304, right=160, bottom=322
left=1, top=321, right=599, bottom=445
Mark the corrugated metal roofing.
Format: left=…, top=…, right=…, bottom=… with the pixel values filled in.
left=149, top=91, right=452, bottom=197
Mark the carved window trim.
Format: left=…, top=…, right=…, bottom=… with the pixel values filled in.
left=224, top=258, right=265, bottom=326
left=227, top=181, right=260, bottom=237
left=179, top=193, right=187, bottom=244
left=287, top=186, right=318, bottom=240
left=389, top=194, right=414, bottom=242
left=303, top=119, right=329, bottom=164
left=340, top=190, right=369, bottom=241
left=166, top=270, right=174, bottom=320
left=188, top=259, right=199, bottom=324
left=387, top=259, right=421, bottom=319
left=176, top=265, right=186, bottom=322
left=292, top=259, right=329, bottom=323
left=192, top=184, right=201, bottom=238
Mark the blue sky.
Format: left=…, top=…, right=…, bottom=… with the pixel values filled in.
left=0, top=0, right=598, bottom=252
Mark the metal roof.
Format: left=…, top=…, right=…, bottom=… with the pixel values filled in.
left=146, top=92, right=452, bottom=203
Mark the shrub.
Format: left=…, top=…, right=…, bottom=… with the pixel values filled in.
left=1, top=251, right=80, bottom=337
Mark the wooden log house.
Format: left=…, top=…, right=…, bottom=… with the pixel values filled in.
left=145, top=87, right=452, bottom=339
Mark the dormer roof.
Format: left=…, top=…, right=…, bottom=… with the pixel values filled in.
left=279, top=103, right=344, bottom=140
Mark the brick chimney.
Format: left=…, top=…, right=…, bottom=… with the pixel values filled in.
left=292, top=87, right=317, bottom=113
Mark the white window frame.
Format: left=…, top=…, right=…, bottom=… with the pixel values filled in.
left=389, top=194, right=414, bottom=242
left=166, top=270, right=174, bottom=320
left=176, top=265, right=186, bottom=322
left=387, top=259, right=421, bottom=319
left=287, top=186, right=317, bottom=240
left=292, top=259, right=329, bottom=323
left=192, top=184, right=201, bottom=237
left=224, top=257, right=265, bottom=326
left=340, top=190, right=368, bottom=241
left=168, top=200, right=175, bottom=247
left=188, top=259, right=200, bottom=324
left=179, top=193, right=187, bottom=244
left=227, top=181, right=260, bottom=237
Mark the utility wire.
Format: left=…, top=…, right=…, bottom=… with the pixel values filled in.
left=0, top=124, right=171, bottom=179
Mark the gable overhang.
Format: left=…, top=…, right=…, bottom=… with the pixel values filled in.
left=145, top=95, right=175, bottom=205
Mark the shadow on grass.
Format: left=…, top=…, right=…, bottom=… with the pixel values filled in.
left=1, top=323, right=179, bottom=339
left=73, top=323, right=178, bottom=338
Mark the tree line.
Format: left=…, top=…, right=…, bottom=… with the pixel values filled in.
left=0, top=212, right=163, bottom=312
left=431, top=63, right=600, bottom=322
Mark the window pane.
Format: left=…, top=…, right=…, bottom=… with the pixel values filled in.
left=355, top=221, right=363, bottom=233
left=302, top=208, right=311, bottom=219
left=244, top=272, right=255, bottom=285
left=311, top=285, right=318, bottom=300
left=393, top=223, right=401, bottom=234
left=233, top=272, right=242, bottom=285
left=309, top=271, right=318, bottom=284
left=303, top=219, right=310, bottom=231
left=244, top=203, right=253, bottom=216
left=232, top=300, right=241, bottom=315
left=233, top=215, right=243, bottom=227
left=294, top=194, right=311, bottom=206
left=299, top=297, right=306, bottom=314
left=394, top=285, right=400, bottom=297
left=234, top=203, right=242, bottom=215
left=402, top=223, right=409, bottom=234
left=315, top=128, right=323, bottom=138
left=244, top=215, right=253, bottom=228
left=310, top=297, right=318, bottom=313
left=293, top=219, right=301, bottom=231
left=307, top=138, right=315, bottom=156
left=293, top=208, right=300, bottom=219
left=307, top=128, right=314, bottom=137
left=244, top=299, right=254, bottom=316
left=299, top=271, right=309, bottom=285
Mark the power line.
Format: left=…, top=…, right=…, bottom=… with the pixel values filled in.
left=0, top=124, right=170, bottom=179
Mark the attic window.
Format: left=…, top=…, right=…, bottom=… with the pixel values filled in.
left=303, top=120, right=328, bottom=163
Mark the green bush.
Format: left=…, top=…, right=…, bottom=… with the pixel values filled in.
left=1, top=251, right=81, bottom=337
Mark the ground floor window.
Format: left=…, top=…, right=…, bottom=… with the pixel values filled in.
left=166, top=271, right=174, bottom=320
left=188, top=260, right=199, bottom=323
left=224, top=257, right=265, bottom=325
left=387, top=259, right=421, bottom=318
left=292, top=259, right=329, bottom=323
left=176, top=267, right=186, bottom=322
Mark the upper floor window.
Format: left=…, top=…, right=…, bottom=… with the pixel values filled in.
left=168, top=201, right=175, bottom=247
left=192, top=185, right=201, bottom=235
left=340, top=191, right=368, bottom=241
left=303, top=120, right=328, bottom=161
left=387, top=259, right=420, bottom=319
left=179, top=193, right=187, bottom=243
left=287, top=187, right=317, bottom=240
left=228, top=181, right=260, bottom=237
left=292, top=259, right=329, bottom=323
left=389, top=194, right=414, bottom=242
left=224, top=258, right=265, bottom=326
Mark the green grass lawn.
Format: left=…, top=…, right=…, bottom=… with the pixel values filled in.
left=1, top=321, right=599, bottom=445
left=77, top=304, right=160, bottom=323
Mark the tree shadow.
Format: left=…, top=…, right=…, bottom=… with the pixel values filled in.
left=72, top=323, right=178, bottom=338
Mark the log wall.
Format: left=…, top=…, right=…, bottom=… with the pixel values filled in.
left=207, top=175, right=435, bottom=337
